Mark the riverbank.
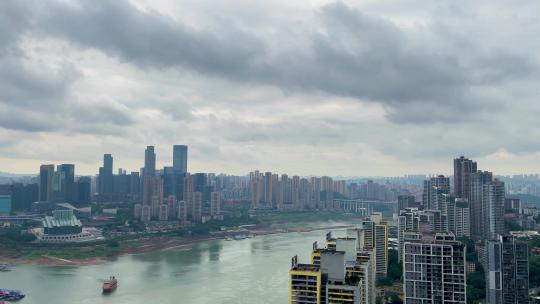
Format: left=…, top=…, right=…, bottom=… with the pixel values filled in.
left=0, top=222, right=356, bottom=266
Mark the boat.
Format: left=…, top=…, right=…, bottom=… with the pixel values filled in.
left=0, top=265, right=10, bottom=272
left=0, top=289, right=25, bottom=301
left=102, top=276, right=118, bottom=293
left=225, top=237, right=233, bottom=241
left=233, top=235, right=247, bottom=240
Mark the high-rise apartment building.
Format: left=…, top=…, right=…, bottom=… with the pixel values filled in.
left=470, top=170, right=493, bottom=238
left=398, top=195, right=415, bottom=211
left=454, top=156, right=477, bottom=199
left=483, top=179, right=505, bottom=239
left=39, top=164, right=55, bottom=202
left=397, top=208, right=420, bottom=262
left=210, top=191, right=221, bottom=217
left=289, top=235, right=374, bottom=304
left=422, top=175, right=450, bottom=210
left=403, top=233, right=466, bottom=303
left=173, top=145, right=188, bottom=174
left=272, top=173, right=280, bottom=208
left=251, top=173, right=262, bottom=209
left=292, top=176, right=300, bottom=208
left=264, top=172, right=273, bottom=205
left=143, top=176, right=163, bottom=219
left=192, top=191, right=202, bottom=222
left=141, top=205, right=151, bottom=222
left=177, top=200, right=187, bottom=221
left=183, top=173, right=194, bottom=215
left=159, top=204, right=169, bottom=221
left=454, top=198, right=470, bottom=238
left=354, top=213, right=388, bottom=280
left=486, top=235, right=529, bottom=304
left=281, top=174, right=290, bottom=205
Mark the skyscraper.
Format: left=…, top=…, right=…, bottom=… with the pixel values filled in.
left=98, top=154, right=113, bottom=194
left=58, top=164, right=75, bottom=202
left=453, top=156, right=477, bottom=199
left=39, top=164, right=55, bottom=202
left=403, top=233, right=466, bottom=303
left=144, top=146, right=156, bottom=177
left=75, top=176, right=91, bottom=204
left=486, top=235, right=529, bottom=304
left=173, top=145, right=188, bottom=174
left=130, top=171, right=141, bottom=197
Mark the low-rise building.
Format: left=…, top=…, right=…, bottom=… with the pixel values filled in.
left=36, top=209, right=101, bottom=242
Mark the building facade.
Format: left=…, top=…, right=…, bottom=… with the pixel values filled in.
left=486, top=235, right=529, bottom=304
left=403, top=233, right=466, bottom=304
left=173, top=145, right=188, bottom=174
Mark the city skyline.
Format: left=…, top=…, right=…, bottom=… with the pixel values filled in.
left=2, top=1, right=540, bottom=176
left=4, top=147, right=540, bottom=178
left=5, top=152, right=540, bottom=178
left=1, top=1, right=539, bottom=303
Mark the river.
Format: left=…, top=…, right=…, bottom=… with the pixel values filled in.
left=0, top=224, right=351, bottom=304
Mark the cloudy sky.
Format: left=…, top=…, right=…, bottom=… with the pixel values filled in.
left=1, top=0, right=539, bottom=177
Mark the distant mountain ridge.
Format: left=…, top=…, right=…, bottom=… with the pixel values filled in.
left=0, top=171, right=34, bottom=178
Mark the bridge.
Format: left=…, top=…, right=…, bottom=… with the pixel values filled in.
left=333, top=199, right=397, bottom=216
left=0, top=215, right=43, bottom=222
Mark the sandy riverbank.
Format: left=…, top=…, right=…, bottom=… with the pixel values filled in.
left=0, top=224, right=355, bottom=267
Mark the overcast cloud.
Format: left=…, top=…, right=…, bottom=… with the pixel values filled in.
left=0, top=0, right=539, bottom=176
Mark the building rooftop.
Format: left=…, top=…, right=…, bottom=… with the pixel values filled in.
left=42, top=210, right=82, bottom=229
left=291, top=263, right=320, bottom=272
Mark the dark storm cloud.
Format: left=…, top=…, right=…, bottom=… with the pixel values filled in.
left=72, top=102, right=134, bottom=126
left=36, top=1, right=263, bottom=76
left=0, top=107, right=58, bottom=132
left=2, top=0, right=540, bottom=174
left=0, top=56, right=135, bottom=133
left=0, top=0, right=31, bottom=54
left=0, top=1, right=137, bottom=134
left=16, top=0, right=533, bottom=124
left=0, top=58, right=75, bottom=108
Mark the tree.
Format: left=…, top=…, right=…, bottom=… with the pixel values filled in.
left=387, top=249, right=402, bottom=282
left=389, top=294, right=403, bottom=304
left=530, top=256, right=540, bottom=288
left=376, top=277, right=393, bottom=287
left=458, top=236, right=486, bottom=304
left=467, top=267, right=486, bottom=304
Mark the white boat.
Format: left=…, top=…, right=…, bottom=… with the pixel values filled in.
left=0, top=264, right=11, bottom=272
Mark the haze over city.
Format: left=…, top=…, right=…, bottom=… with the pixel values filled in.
left=4, top=1, right=540, bottom=304
left=1, top=0, right=540, bottom=176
